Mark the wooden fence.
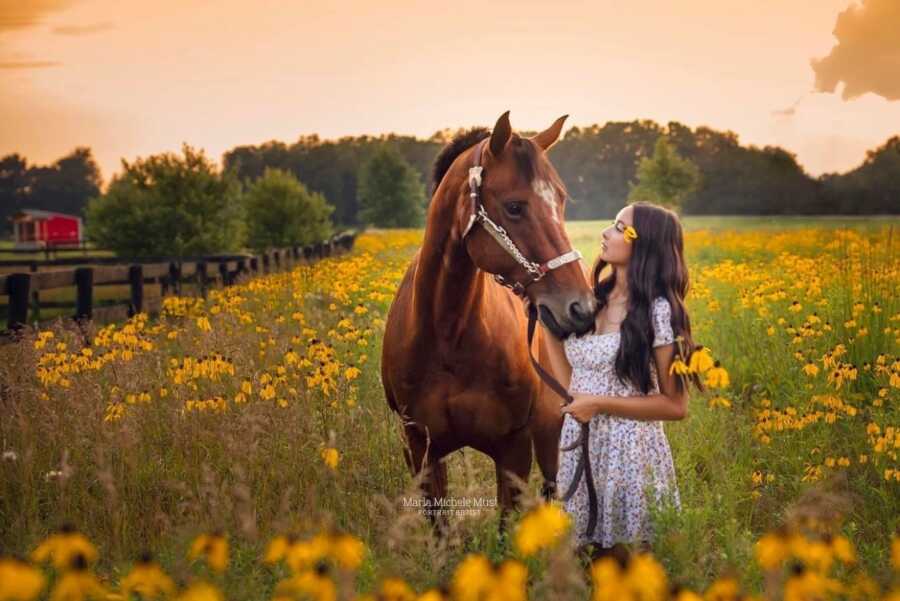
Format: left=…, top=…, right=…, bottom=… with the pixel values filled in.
left=0, top=230, right=358, bottom=339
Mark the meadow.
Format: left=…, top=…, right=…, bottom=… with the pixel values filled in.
left=1, top=217, right=899, bottom=601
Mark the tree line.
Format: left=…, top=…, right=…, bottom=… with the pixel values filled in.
left=2, top=120, right=898, bottom=242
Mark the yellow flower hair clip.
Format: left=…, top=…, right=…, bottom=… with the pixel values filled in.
left=623, top=225, right=638, bottom=243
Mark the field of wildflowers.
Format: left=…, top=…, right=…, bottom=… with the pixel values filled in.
left=1, top=218, right=898, bottom=600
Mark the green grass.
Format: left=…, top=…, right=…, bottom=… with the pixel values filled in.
left=0, top=217, right=897, bottom=600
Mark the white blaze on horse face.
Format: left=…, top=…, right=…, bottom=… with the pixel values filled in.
left=532, top=178, right=560, bottom=224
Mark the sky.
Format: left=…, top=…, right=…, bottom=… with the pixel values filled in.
left=1, top=0, right=899, bottom=187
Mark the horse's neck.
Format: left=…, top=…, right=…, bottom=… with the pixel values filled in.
left=413, top=217, right=485, bottom=350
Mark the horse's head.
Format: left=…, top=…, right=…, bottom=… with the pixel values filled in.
left=451, top=111, right=596, bottom=339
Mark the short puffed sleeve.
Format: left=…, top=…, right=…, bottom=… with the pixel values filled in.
left=651, top=296, right=675, bottom=348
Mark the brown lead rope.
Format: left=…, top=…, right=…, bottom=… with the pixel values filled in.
left=526, top=303, right=599, bottom=539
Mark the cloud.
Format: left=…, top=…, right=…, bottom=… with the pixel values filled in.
left=52, top=21, right=113, bottom=36
left=811, top=0, right=900, bottom=101
left=0, top=60, right=61, bottom=69
left=0, top=0, right=75, bottom=33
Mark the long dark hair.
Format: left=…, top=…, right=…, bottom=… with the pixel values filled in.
left=590, top=201, right=703, bottom=394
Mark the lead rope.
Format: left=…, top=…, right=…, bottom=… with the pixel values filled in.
left=526, top=303, right=599, bottom=538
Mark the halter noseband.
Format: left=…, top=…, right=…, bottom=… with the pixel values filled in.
left=461, top=138, right=583, bottom=298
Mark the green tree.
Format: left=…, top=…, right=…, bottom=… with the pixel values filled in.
left=357, top=145, right=425, bottom=227
left=84, top=143, right=245, bottom=258
left=243, top=167, right=334, bottom=252
left=627, top=135, right=701, bottom=210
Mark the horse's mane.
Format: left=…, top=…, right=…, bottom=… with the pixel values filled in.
left=430, top=128, right=540, bottom=197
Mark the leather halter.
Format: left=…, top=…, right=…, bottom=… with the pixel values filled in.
left=461, top=138, right=583, bottom=299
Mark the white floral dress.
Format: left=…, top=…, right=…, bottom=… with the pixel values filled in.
left=557, top=296, right=682, bottom=548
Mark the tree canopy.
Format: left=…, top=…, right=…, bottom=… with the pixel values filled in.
left=84, top=144, right=245, bottom=258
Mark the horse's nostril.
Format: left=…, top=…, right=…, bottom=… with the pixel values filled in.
left=569, top=301, right=587, bottom=322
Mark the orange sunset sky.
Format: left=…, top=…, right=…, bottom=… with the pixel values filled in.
left=1, top=0, right=899, bottom=187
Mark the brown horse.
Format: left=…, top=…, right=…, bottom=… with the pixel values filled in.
left=380, top=111, right=597, bottom=528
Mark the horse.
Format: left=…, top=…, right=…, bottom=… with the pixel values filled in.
left=380, top=111, right=597, bottom=530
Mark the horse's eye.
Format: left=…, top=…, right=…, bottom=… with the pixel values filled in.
left=505, top=202, right=525, bottom=217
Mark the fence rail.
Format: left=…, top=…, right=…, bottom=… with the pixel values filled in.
left=0, top=230, right=358, bottom=338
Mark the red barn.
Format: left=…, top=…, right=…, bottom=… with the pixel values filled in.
left=11, top=209, right=83, bottom=249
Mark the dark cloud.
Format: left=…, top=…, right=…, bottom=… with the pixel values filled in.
left=0, top=0, right=75, bottom=33
left=52, top=21, right=113, bottom=36
left=811, top=0, right=900, bottom=101
left=0, top=59, right=61, bottom=69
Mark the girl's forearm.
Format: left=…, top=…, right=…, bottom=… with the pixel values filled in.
left=587, top=392, right=686, bottom=421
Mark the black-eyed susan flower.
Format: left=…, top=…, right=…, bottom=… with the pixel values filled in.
left=0, top=555, right=46, bottom=601
left=590, top=557, right=629, bottom=601
left=264, top=535, right=297, bottom=565
left=320, top=447, right=340, bottom=471
left=451, top=555, right=493, bottom=601
left=702, top=576, right=741, bottom=601
left=687, top=346, right=714, bottom=374
left=187, top=533, right=228, bottom=574
left=173, top=581, right=223, bottom=601
left=273, top=570, right=336, bottom=601
left=623, top=225, right=638, bottom=243
left=669, top=356, right=691, bottom=376
left=30, top=525, right=98, bottom=571
left=513, top=502, right=571, bottom=556
left=755, top=529, right=794, bottom=571
left=119, top=552, right=175, bottom=600
left=704, top=362, right=730, bottom=389
left=622, top=553, right=668, bottom=601
left=376, top=577, right=415, bottom=601
left=49, top=554, right=107, bottom=601
left=708, top=396, right=731, bottom=409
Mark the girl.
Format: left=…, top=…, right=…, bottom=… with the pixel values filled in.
left=543, top=201, right=701, bottom=564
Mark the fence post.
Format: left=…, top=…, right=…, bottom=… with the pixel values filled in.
left=250, top=257, right=259, bottom=273
left=273, top=250, right=281, bottom=270
left=218, top=261, right=230, bottom=286
left=169, top=262, right=182, bottom=296
left=197, top=261, right=208, bottom=299
left=7, top=273, right=31, bottom=331
left=262, top=253, right=271, bottom=274
left=29, top=263, right=41, bottom=322
left=74, top=267, right=94, bottom=321
left=128, top=265, right=143, bottom=317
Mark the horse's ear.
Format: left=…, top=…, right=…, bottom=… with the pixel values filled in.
left=530, top=114, right=568, bottom=151
left=489, top=110, right=512, bottom=158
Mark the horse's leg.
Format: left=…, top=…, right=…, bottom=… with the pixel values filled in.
left=531, top=410, right=563, bottom=502
left=494, top=427, right=533, bottom=535
left=402, top=424, right=450, bottom=535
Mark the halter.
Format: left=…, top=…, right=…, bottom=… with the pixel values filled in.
left=461, top=138, right=583, bottom=298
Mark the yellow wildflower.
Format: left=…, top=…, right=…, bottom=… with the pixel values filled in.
left=30, top=526, right=99, bottom=571
left=174, top=581, right=223, bottom=601
left=321, top=447, right=340, bottom=471
left=688, top=346, right=715, bottom=374
left=187, top=533, right=228, bottom=573
left=704, top=362, right=730, bottom=389
left=0, top=556, right=46, bottom=601
left=119, top=553, right=175, bottom=599
left=514, top=502, right=571, bottom=556
left=49, top=556, right=107, bottom=601
left=669, top=356, right=691, bottom=376
left=623, top=225, right=638, bottom=243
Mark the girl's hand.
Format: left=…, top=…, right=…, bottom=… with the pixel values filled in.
left=561, top=393, right=603, bottom=423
